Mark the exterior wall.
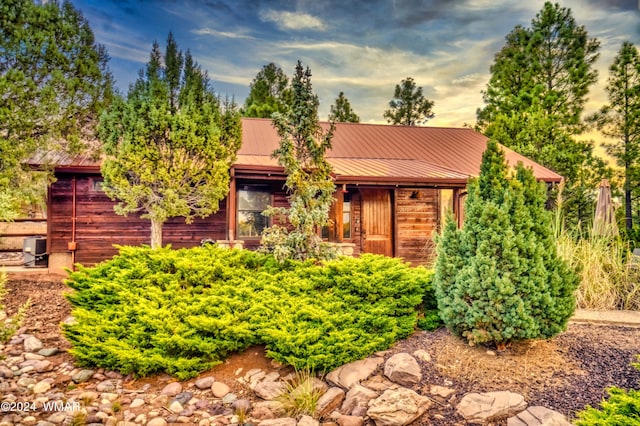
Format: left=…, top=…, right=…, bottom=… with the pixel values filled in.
left=49, top=173, right=226, bottom=267
left=394, top=188, right=439, bottom=266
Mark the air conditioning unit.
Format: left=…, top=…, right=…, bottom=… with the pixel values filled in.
left=23, top=236, right=48, bottom=268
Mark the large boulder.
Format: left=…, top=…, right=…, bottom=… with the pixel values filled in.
left=341, top=384, right=379, bottom=415
left=508, top=406, right=572, bottom=426
left=383, top=353, right=421, bottom=387
left=326, top=357, right=384, bottom=389
left=367, top=388, right=432, bottom=426
left=456, top=391, right=527, bottom=424
left=315, top=387, right=346, bottom=418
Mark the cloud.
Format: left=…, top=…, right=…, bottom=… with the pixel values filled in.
left=192, top=27, right=255, bottom=39
left=259, top=9, right=327, bottom=31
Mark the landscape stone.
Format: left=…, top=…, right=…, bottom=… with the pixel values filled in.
left=168, top=400, right=184, bottom=413
left=507, top=406, right=572, bottom=426
left=254, top=381, right=286, bottom=400
left=231, top=399, right=252, bottom=413
left=160, top=382, right=182, bottom=397
left=0, top=366, right=14, bottom=378
left=367, top=388, right=432, bottom=426
left=361, top=375, right=398, bottom=392
left=336, top=414, right=364, bottom=426
left=429, top=385, right=455, bottom=399
left=130, top=398, right=145, bottom=409
left=33, top=360, right=53, bottom=373
left=146, top=418, right=168, bottom=426
left=383, top=353, right=422, bottom=387
left=258, top=417, right=297, bottom=426
left=326, top=357, right=384, bottom=389
left=211, top=381, right=231, bottom=398
left=173, top=391, right=193, bottom=406
left=251, top=404, right=275, bottom=420
left=96, top=380, right=116, bottom=392
left=299, top=414, right=320, bottom=426
left=23, top=336, right=43, bottom=352
left=72, top=369, right=95, bottom=383
left=315, top=387, right=346, bottom=418
left=222, top=393, right=237, bottom=404
left=32, top=380, right=52, bottom=394
left=341, top=384, right=379, bottom=415
left=38, top=347, right=59, bottom=356
left=457, top=391, right=528, bottom=424
left=412, top=349, right=432, bottom=363
left=195, top=376, right=215, bottom=390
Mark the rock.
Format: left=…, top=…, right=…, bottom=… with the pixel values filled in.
left=32, top=380, right=52, bottom=394
left=211, top=381, right=230, bottom=398
left=47, top=412, right=67, bottom=423
left=72, top=369, right=95, bottom=384
left=168, top=400, right=184, bottom=413
left=456, top=391, right=527, bottom=424
left=337, top=414, right=364, bottom=426
left=326, top=357, right=384, bottom=389
left=23, top=336, right=43, bottom=352
left=173, top=392, right=193, bottom=406
left=315, top=387, right=346, bottom=418
left=383, top=353, right=422, bottom=387
left=222, top=393, right=237, bottom=404
left=34, top=360, right=53, bottom=373
left=251, top=404, right=275, bottom=420
left=146, top=418, right=168, bottom=426
left=508, top=406, right=572, bottom=426
left=254, top=381, right=286, bottom=400
left=341, top=384, right=379, bottom=415
left=361, top=375, right=398, bottom=392
left=195, top=377, right=215, bottom=390
left=0, top=366, right=14, bottom=378
left=39, top=347, right=60, bottom=357
left=161, top=382, right=183, bottom=397
left=130, top=398, right=145, bottom=409
left=367, top=388, right=432, bottom=426
left=429, top=385, right=455, bottom=399
left=258, top=418, right=297, bottom=426
left=96, top=380, right=116, bottom=393
left=298, top=415, right=320, bottom=426
left=412, top=350, right=432, bottom=363
left=24, top=352, right=45, bottom=360
left=253, top=400, right=286, bottom=417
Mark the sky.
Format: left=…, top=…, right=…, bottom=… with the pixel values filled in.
left=69, top=0, right=640, bottom=130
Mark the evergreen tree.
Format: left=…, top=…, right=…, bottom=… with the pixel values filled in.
left=99, top=33, right=241, bottom=248
left=0, top=0, right=113, bottom=219
left=260, top=61, right=335, bottom=262
left=476, top=1, right=607, bottom=230
left=591, top=42, right=640, bottom=230
left=434, top=140, right=578, bottom=350
left=242, top=63, right=292, bottom=118
left=329, top=92, right=360, bottom=123
left=383, top=77, right=435, bottom=126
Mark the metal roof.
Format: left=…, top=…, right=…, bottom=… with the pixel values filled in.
left=239, top=118, right=562, bottom=184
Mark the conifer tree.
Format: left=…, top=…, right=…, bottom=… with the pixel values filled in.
left=99, top=33, right=241, bottom=248
left=242, top=63, right=292, bottom=118
left=260, top=61, right=335, bottom=261
left=329, top=92, right=360, bottom=123
left=434, top=140, right=578, bottom=350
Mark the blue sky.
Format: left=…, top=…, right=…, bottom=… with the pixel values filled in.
left=70, top=0, right=640, bottom=128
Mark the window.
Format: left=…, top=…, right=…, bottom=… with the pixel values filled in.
left=90, top=178, right=104, bottom=192
left=237, top=189, right=270, bottom=238
left=322, top=193, right=352, bottom=239
left=439, top=189, right=454, bottom=227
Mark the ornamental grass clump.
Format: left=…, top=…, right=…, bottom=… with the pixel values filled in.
left=434, top=140, right=579, bottom=350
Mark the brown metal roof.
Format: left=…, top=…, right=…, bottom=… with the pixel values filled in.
left=239, top=118, right=562, bottom=183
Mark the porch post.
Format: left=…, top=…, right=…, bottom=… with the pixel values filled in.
left=228, top=168, right=237, bottom=241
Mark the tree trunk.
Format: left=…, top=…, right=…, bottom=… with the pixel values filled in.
left=625, top=134, right=633, bottom=230
left=150, top=219, right=163, bottom=249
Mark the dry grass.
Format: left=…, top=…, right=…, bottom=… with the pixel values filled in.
left=434, top=333, right=583, bottom=399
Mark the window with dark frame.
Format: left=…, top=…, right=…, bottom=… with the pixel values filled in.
left=237, top=188, right=270, bottom=238
left=322, top=192, right=352, bottom=239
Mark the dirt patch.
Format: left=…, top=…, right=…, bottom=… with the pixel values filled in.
left=3, top=273, right=640, bottom=424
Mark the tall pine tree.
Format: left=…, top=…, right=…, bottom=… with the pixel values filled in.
left=99, top=33, right=241, bottom=248
left=329, top=92, right=360, bottom=123
left=476, top=1, right=607, bottom=230
left=434, top=140, right=578, bottom=350
left=592, top=42, right=640, bottom=230
left=242, top=63, right=292, bottom=118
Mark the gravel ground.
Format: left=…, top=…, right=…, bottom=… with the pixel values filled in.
left=3, top=274, right=640, bottom=425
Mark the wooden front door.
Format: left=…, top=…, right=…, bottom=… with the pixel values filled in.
left=361, top=189, right=393, bottom=256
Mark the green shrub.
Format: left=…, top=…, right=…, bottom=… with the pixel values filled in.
left=64, top=246, right=433, bottom=378
left=0, top=269, right=30, bottom=343
left=575, top=357, right=640, bottom=425
left=434, top=140, right=578, bottom=349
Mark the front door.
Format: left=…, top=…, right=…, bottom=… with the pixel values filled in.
left=361, top=189, right=393, bottom=256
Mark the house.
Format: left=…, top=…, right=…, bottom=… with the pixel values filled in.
left=46, top=118, right=561, bottom=273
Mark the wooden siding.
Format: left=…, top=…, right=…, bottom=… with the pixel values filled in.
left=49, top=175, right=226, bottom=266
left=395, top=188, right=439, bottom=266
